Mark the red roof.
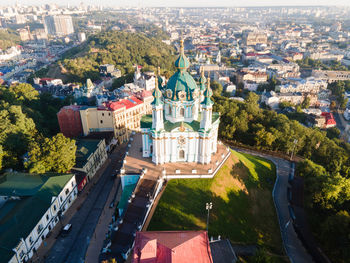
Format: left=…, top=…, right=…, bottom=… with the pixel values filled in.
left=132, top=231, right=213, bottom=263
left=99, top=96, right=143, bottom=111
left=321, top=112, right=336, bottom=125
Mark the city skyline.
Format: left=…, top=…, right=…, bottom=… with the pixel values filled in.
left=3, top=0, right=350, bottom=7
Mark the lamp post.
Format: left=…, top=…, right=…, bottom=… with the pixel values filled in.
left=206, top=202, right=213, bottom=232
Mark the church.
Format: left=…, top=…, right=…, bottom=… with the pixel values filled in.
left=140, top=40, right=220, bottom=165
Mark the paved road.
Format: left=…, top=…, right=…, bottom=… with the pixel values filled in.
left=45, top=146, right=125, bottom=263
left=232, top=147, right=313, bottom=263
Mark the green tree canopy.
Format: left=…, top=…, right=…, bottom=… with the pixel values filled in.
left=25, top=134, right=76, bottom=174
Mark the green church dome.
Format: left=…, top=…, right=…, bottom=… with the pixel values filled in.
left=166, top=71, right=198, bottom=101
left=166, top=39, right=198, bottom=101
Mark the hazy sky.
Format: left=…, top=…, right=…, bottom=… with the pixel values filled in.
left=4, top=0, right=350, bottom=7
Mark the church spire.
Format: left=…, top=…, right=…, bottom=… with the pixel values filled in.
left=201, top=76, right=214, bottom=106
left=174, top=38, right=189, bottom=72
left=152, top=75, right=163, bottom=106
left=199, top=66, right=207, bottom=91
left=157, top=66, right=163, bottom=89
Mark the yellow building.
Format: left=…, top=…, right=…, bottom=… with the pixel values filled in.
left=80, top=93, right=153, bottom=144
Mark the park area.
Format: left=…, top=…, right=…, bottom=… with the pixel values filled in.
left=148, top=150, right=286, bottom=261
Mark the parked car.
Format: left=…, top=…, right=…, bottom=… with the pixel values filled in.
left=61, top=223, right=72, bottom=237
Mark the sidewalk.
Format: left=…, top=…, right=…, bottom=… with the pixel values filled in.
left=29, top=158, right=111, bottom=263
left=85, top=176, right=122, bottom=263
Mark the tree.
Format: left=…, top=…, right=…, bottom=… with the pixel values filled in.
left=327, top=127, right=341, bottom=140
left=0, top=145, right=3, bottom=171
left=210, top=80, right=223, bottom=96
left=26, top=134, right=76, bottom=173
left=279, top=101, right=294, bottom=109
left=330, top=100, right=337, bottom=110
left=301, top=96, right=310, bottom=109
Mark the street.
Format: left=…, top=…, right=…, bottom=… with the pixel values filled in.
left=44, top=145, right=126, bottom=263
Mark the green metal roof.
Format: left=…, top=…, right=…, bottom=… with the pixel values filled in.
left=0, top=173, right=74, bottom=262
left=141, top=114, right=153, bottom=129
left=164, top=120, right=200, bottom=132
left=166, top=39, right=198, bottom=102
left=0, top=173, right=49, bottom=197
left=166, top=71, right=198, bottom=101
left=75, top=139, right=102, bottom=169
left=117, top=183, right=137, bottom=216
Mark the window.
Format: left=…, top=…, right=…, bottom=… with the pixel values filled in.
left=19, top=251, right=25, bottom=259
left=53, top=205, right=57, bottom=211
left=108, top=113, right=111, bottom=116
left=179, top=150, right=185, bottom=159
left=29, top=237, right=33, bottom=245
left=169, top=105, right=172, bottom=116
left=46, top=214, right=49, bottom=220
left=71, top=181, right=74, bottom=187
left=65, top=188, right=69, bottom=196
left=102, top=113, right=104, bottom=116
left=37, top=224, right=43, bottom=234
left=100, top=120, right=103, bottom=124
left=180, top=108, right=184, bottom=117
left=60, top=197, right=63, bottom=202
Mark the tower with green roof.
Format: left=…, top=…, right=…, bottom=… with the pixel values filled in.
left=151, top=76, right=164, bottom=131
left=140, top=38, right=220, bottom=165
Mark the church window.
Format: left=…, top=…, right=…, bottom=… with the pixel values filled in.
left=180, top=108, right=185, bottom=117
left=168, top=105, right=172, bottom=116
left=179, top=149, right=185, bottom=159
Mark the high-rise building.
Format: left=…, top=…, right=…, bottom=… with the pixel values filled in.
left=44, top=15, right=74, bottom=36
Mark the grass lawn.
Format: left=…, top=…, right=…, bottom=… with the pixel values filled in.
left=148, top=150, right=286, bottom=260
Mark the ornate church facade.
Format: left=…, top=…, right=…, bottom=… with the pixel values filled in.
left=140, top=40, right=220, bottom=165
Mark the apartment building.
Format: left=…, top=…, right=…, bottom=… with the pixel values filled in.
left=311, top=70, right=350, bottom=83
left=243, top=32, right=268, bottom=46
left=81, top=95, right=150, bottom=143
left=44, top=15, right=74, bottom=36
left=236, top=69, right=268, bottom=84
left=277, top=78, right=327, bottom=94
left=0, top=173, right=77, bottom=263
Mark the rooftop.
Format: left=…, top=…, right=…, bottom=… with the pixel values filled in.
left=98, top=96, right=143, bottom=111
left=74, top=139, right=103, bottom=169
left=132, top=231, right=213, bottom=263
